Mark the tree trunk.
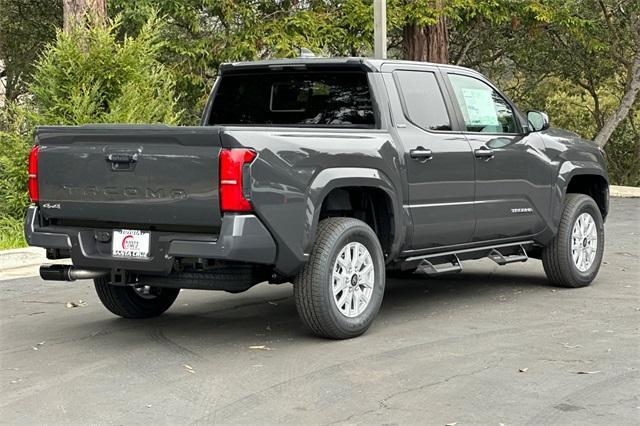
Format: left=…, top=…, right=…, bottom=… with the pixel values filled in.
left=63, top=0, right=106, bottom=33
left=402, top=0, right=449, bottom=63
left=594, top=48, right=640, bottom=147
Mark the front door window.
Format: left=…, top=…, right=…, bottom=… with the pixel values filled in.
left=448, top=74, right=518, bottom=134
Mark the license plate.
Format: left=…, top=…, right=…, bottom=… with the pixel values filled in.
left=112, top=229, right=150, bottom=258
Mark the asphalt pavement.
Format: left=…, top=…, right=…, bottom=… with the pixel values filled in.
left=1, top=198, right=638, bottom=425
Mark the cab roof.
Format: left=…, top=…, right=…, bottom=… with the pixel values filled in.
left=219, top=57, right=477, bottom=75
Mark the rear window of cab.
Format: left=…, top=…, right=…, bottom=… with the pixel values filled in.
left=209, top=72, right=376, bottom=128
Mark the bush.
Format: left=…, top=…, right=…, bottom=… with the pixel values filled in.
left=0, top=216, right=26, bottom=250
left=0, top=106, right=31, bottom=248
left=31, top=14, right=181, bottom=125
left=0, top=106, right=31, bottom=220
left=0, top=13, right=181, bottom=249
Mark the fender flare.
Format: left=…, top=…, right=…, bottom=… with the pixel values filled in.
left=302, top=167, right=405, bottom=262
left=551, top=160, right=610, bottom=227
left=557, top=161, right=609, bottom=191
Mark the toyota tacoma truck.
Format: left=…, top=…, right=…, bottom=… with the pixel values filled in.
left=25, top=58, right=609, bottom=339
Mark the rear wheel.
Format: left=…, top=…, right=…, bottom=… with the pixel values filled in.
left=294, top=218, right=385, bottom=339
left=94, top=277, right=180, bottom=318
left=542, top=194, right=605, bottom=288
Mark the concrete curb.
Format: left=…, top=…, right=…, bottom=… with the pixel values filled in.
left=0, top=247, right=66, bottom=281
left=610, top=185, right=640, bottom=198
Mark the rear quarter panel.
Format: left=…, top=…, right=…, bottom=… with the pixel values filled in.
left=219, top=128, right=405, bottom=275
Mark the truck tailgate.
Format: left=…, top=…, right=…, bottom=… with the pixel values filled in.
left=36, top=125, right=223, bottom=229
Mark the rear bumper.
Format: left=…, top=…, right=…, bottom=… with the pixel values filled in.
left=24, top=206, right=276, bottom=274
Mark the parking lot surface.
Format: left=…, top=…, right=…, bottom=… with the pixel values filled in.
left=1, top=198, right=638, bottom=425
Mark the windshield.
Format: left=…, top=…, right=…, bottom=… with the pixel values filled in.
left=208, top=72, right=376, bottom=128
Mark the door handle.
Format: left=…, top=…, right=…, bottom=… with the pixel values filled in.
left=410, top=147, right=433, bottom=161
left=474, top=147, right=495, bottom=160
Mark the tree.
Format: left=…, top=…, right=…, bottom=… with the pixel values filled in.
left=31, top=14, right=180, bottom=125
left=63, top=0, right=107, bottom=33
left=110, top=0, right=351, bottom=121
left=402, top=0, right=449, bottom=63
left=0, top=0, right=62, bottom=103
left=593, top=7, right=640, bottom=147
left=499, top=0, right=639, bottom=147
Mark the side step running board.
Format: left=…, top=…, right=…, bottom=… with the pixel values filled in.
left=402, top=240, right=533, bottom=275
left=417, top=254, right=463, bottom=275
left=488, top=245, right=528, bottom=265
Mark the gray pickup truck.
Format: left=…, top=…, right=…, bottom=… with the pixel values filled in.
left=25, top=58, right=609, bottom=339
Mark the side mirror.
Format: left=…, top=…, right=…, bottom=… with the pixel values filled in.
left=527, top=110, right=550, bottom=132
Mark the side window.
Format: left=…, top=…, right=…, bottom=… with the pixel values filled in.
left=448, top=74, right=518, bottom=134
left=394, top=70, right=451, bottom=131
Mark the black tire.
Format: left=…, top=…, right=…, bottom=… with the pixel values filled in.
left=542, top=193, right=605, bottom=288
left=294, top=218, right=385, bottom=339
left=94, top=277, right=180, bottom=319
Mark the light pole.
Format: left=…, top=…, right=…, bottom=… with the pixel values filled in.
left=373, top=0, right=387, bottom=59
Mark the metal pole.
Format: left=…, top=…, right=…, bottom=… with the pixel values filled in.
left=373, top=0, right=387, bottom=59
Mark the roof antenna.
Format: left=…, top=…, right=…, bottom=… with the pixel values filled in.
left=298, top=48, right=316, bottom=58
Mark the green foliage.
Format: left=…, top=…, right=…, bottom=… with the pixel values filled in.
left=605, top=113, right=640, bottom=187
left=31, top=14, right=181, bottom=125
left=110, top=0, right=371, bottom=122
left=0, top=106, right=31, bottom=220
left=0, top=0, right=62, bottom=102
left=0, top=216, right=26, bottom=250
left=0, top=105, right=31, bottom=249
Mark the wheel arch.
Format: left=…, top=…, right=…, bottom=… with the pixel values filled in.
left=303, top=167, right=405, bottom=263
left=551, top=160, right=609, bottom=234
left=565, top=174, right=609, bottom=220
left=556, top=162, right=609, bottom=222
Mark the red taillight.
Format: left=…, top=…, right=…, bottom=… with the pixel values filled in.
left=28, top=145, right=40, bottom=203
left=219, top=148, right=256, bottom=212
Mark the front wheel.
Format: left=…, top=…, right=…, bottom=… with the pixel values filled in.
left=294, top=218, right=386, bottom=339
left=542, top=194, right=605, bottom=288
left=94, top=277, right=180, bottom=319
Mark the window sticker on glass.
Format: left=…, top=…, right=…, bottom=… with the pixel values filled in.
left=460, top=88, right=499, bottom=127
left=448, top=73, right=518, bottom=133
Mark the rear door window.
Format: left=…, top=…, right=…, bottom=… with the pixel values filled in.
left=209, top=72, right=376, bottom=128
left=394, top=70, right=452, bottom=131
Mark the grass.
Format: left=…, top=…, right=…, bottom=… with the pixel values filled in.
left=0, top=217, right=26, bottom=250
